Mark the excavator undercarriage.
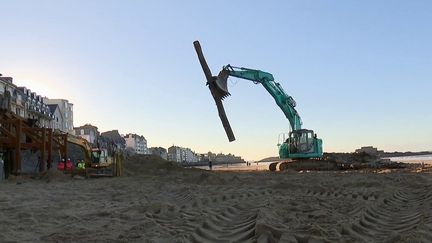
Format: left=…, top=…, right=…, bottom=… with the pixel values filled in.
left=269, top=152, right=407, bottom=171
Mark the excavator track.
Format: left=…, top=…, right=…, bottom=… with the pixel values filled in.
left=269, top=152, right=409, bottom=172
left=269, top=159, right=339, bottom=171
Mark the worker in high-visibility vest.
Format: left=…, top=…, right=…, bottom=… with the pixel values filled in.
left=77, top=160, right=86, bottom=170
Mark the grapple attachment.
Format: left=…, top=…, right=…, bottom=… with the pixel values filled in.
left=214, top=69, right=230, bottom=100
left=193, top=41, right=235, bottom=142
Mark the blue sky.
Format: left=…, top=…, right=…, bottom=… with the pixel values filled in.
left=1, top=0, right=431, bottom=160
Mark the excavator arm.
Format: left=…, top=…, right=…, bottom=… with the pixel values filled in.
left=65, top=134, right=93, bottom=164
left=217, top=65, right=302, bottom=131
left=53, top=130, right=93, bottom=165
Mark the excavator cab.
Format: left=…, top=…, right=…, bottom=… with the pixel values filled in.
left=284, top=129, right=323, bottom=159
left=91, top=148, right=102, bottom=164
left=289, top=130, right=315, bottom=153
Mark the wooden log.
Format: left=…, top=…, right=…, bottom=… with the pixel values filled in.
left=193, top=41, right=235, bottom=142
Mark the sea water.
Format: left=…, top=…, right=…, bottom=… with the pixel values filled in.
left=385, top=154, right=432, bottom=163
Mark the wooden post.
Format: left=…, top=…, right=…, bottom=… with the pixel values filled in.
left=40, top=128, right=46, bottom=172
left=63, top=134, right=68, bottom=172
left=4, top=151, right=10, bottom=179
left=14, top=119, right=21, bottom=175
left=47, top=129, right=52, bottom=170
left=116, top=153, right=123, bottom=176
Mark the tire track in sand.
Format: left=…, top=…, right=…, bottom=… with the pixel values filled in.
left=190, top=205, right=259, bottom=243
left=188, top=188, right=278, bottom=243
left=343, top=185, right=432, bottom=242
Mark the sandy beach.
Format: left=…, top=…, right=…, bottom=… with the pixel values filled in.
left=1, top=156, right=432, bottom=242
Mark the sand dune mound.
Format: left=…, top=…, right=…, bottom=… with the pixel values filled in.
left=40, top=169, right=70, bottom=182
left=2, top=161, right=431, bottom=242
left=196, top=171, right=227, bottom=185
left=124, top=154, right=184, bottom=175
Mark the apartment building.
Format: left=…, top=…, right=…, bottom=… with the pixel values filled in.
left=47, top=104, right=63, bottom=130
left=74, top=124, right=99, bottom=145
left=124, top=133, right=148, bottom=154
left=0, top=76, right=53, bottom=127
left=149, top=147, right=168, bottom=160
left=100, top=130, right=126, bottom=150
left=167, top=146, right=181, bottom=162
left=44, top=98, right=73, bottom=133
left=167, top=145, right=198, bottom=163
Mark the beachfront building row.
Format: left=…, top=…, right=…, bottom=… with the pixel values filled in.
left=166, top=145, right=245, bottom=164
left=0, top=75, right=73, bottom=132
left=72, top=126, right=149, bottom=155
left=199, top=152, right=245, bottom=163
left=73, top=125, right=126, bottom=148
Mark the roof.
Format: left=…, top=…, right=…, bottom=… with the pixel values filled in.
left=124, top=133, right=146, bottom=140
left=74, top=124, right=98, bottom=130
left=101, top=130, right=126, bottom=144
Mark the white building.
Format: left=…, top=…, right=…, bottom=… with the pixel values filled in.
left=183, top=148, right=198, bottom=163
left=73, top=124, right=99, bottom=145
left=124, top=133, right=148, bottom=154
left=168, top=146, right=182, bottom=162
left=47, top=104, right=63, bottom=130
left=44, top=98, right=73, bottom=133
left=167, top=145, right=198, bottom=163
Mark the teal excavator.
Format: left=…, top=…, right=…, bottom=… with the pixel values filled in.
left=193, top=41, right=323, bottom=161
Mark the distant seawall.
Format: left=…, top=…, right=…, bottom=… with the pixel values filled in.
left=181, top=161, right=245, bottom=167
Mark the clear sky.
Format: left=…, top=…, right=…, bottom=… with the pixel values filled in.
left=1, top=0, right=431, bottom=160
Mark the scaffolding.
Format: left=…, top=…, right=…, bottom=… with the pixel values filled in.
left=0, top=109, right=71, bottom=178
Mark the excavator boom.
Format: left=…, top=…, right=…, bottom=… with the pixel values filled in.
left=217, top=65, right=302, bottom=131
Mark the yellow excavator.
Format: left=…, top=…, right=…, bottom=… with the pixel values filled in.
left=55, top=131, right=118, bottom=176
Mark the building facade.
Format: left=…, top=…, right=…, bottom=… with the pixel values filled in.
left=100, top=130, right=126, bottom=150
left=167, top=146, right=181, bottom=162
left=149, top=147, right=168, bottom=160
left=73, top=124, right=99, bottom=145
left=196, top=152, right=244, bottom=163
left=44, top=98, right=73, bottom=133
left=167, top=145, right=198, bottom=163
left=213, top=153, right=244, bottom=163
left=0, top=76, right=53, bottom=127
left=124, top=133, right=148, bottom=154
left=47, top=104, right=63, bottom=131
